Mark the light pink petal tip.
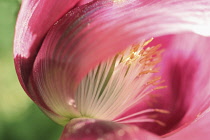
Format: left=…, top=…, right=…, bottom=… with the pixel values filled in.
left=60, top=118, right=161, bottom=140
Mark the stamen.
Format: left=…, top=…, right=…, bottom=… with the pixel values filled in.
left=147, top=76, right=161, bottom=85
left=118, top=119, right=166, bottom=127
left=75, top=38, right=166, bottom=125
left=154, top=120, right=166, bottom=127
left=115, top=109, right=169, bottom=122
left=139, top=69, right=159, bottom=75
left=118, top=119, right=156, bottom=124
left=154, top=86, right=167, bottom=90
left=143, top=38, right=154, bottom=47
left=154, top=109, right=170, bottom=114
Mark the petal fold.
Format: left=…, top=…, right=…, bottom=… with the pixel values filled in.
left=60, top=118, right=161, bottom=140
left=158, top=34, right=210, bottom=133
left=163, top=109, right=210, bottom=140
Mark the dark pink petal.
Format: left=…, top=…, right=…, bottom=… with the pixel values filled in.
left=60, top=118, right=161, bottom=140
left=156, top=34, right=210, bottom=134
left=163, top=109, right=210, bottom=139
left=160, top=34, right=210, bottom=117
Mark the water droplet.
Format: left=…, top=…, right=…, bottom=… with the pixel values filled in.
left=68, top=99, right=76, bottom=108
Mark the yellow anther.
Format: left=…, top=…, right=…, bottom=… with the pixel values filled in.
left=154, top=86, right=167, bottom=90
left=143, top=38, right=154, bottom=47
left=154, top=109, right=170, bottom=114
left=147, top=76, right=161, bottom=84
left=130, top=53, right=135, bottom=59
left=139, top=69, right=159, bottom=75
left=139, top=49, right=145, bottom=55
left=150, top=80, right=165, bottom=86
left=155, top=120, right=166, bottom=127
left=132, top=44, right=140, bottom=52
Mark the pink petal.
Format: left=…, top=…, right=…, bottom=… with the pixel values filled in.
left=14, top=0, right=92, bottom=102
left=160, top=33, right=210, bottom=115
left=15, top=0, right=210, bottom=122
left=163, top=109, right=210, bottom=139
left=157, top=33, right=210, bottom=133
left=60, top=118, right=161, bottom=140
left=115, top=33, right=210, bottom=135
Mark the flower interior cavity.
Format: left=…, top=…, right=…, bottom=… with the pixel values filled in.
left=73, top=38, right=168, bottom=125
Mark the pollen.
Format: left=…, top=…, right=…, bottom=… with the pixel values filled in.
left=75, top=38, right=167, bottom=126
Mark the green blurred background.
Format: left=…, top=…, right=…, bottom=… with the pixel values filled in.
left=0, top=0, right=63, bottom=139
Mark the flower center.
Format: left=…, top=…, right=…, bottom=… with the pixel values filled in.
left=74, top=38, right=168, bottom=125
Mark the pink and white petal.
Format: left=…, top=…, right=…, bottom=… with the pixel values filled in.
left=163, top=109, right=210, bottom=140
left=30, top=1, right=115, bottom=118
left=30, top=0, right=210, bottom=120
left=60, top=118, right=161, bottom=140
left=14, top=0, right=93, bottom=98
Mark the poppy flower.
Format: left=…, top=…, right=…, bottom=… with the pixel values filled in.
left=14, top=0, right=210, bottom=139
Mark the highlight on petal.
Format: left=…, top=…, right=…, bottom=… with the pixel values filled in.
left=14, top=0, right=210, bottom=124
left=60, top=118, right=161, bottom=140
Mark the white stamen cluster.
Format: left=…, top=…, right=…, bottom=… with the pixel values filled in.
left=75, top=38, right=167, bottom=124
